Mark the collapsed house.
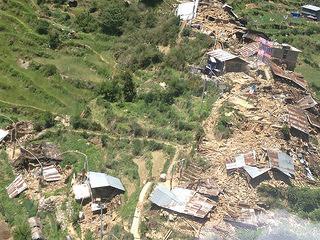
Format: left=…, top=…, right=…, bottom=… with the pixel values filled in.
left=270, top=43, right=301, bottom=70
left=150, top=185, right=216, bottom=219
left=206, top=49, right=249, bottom=76
left=226, top=151, right=270, bottom=180
left=13, top=142, right=62, bottom=168
left=301, top=5, right=320, bottom=21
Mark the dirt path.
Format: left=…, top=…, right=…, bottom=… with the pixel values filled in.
left=133, top=157, right=148, bottom=185
left=0, top=99, right=57, bottom=115
left=130, top=182, right=153, bottom=240
left=151, top=150, right=166, bottom=178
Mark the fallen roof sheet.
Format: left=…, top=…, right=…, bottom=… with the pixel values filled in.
left=150, top=185, right=216, bottom=218
left=287, top=106, right=309, bottom=135
left=73, top=183, right=91, bottom=201
left=42, top=165, right=62, bottom=182
left=176, top=1, right=197, bottom=21
left=239, top=42, right=259, bottom=58
left=224, top=208, right=258, bottom=229
left=0, top=129, right=9, bottom=142
left=267, top=149, right=294, bottom=177
left=270, top=64, right=307, bottom=90
left=184, top=179, right=221, bottom=197
left=6, top=175, right=28, bottom=198
left=207, top=49, right=238, bottom=62
left=226, top=151, right=256, bottom=170
left=88, top=171, right=125, bottom=191
left=243, top=166, right=271, bottom=179
left=297, top=95, right=317, bottom=110
left=306, top=113, right=320, bottom=130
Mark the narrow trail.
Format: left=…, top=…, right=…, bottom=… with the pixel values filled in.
left=0, top=99, right=57, bottom=115
left=130, top=182, right=153, bottom=240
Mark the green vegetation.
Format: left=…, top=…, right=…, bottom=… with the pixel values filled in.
left=258, top=184, right=320, bottom=221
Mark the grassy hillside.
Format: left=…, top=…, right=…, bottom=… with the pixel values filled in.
left=0, top=0, right=217, bottom=239
left=227, top=0, right=320, bottom=97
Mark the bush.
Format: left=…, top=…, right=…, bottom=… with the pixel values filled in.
left=36, top=20, right=49, bottom=35
left=41, top=64, right=58, bottom=77
left=34, top=111, right=55, bottom=131
left=101, top=1, right=127, bottom=35
left=99, top=80, right=122, bottom=102
left=121, top=72, right=136, bottom=102
left=48, top=30, right=60, bottom=49
left=13, top=216, right=31, bottom=240
left=75, top=12, right=98, bottom=33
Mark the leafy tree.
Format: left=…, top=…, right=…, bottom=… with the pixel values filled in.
left=101, top=1, right=127, bottom=35
left=121, top=72, right=136, bottom=102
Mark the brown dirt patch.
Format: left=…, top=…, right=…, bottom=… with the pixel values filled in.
left=151, top=150, right=166, bottom=178
left=133, top=157, right=147, bottom=185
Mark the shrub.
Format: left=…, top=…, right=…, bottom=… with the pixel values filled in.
left=36, top=20, right=49, bottom=35
left=75, top=12, right=98, bottom=33
left=121, top=72, right=136, bottom=102
left=13, top=216, right=31, bottom=240
left=48, top=30, right=60, bottom=49
left=99, top=80, right=122, bottom=102
left=34, top=112, right=55, bottom=131
left=41, top=64, right=58, bottom=77
left=101, top=1, right=127, bottom=35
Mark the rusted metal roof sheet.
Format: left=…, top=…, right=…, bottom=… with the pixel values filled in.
left=150, top=185, right=216, bottom=218
left=226, top=151, right=256, bottom=170
left=224, top=208, right=258, bottom=229
left=270, top=63, right=307, bottom=90
left=184, top=179, right=221, bottom=197
left=287, top=106, right=309, bottom=135
left=6, top=175, right=28, bottom=198
left=297, top=95, right=318, bottom=110
left=239, top=42, right=259, bottom=58
left=267, top=149, right=294, bottom=177
left=43, top=165, right=62, bottom=182
left=306, top=113, right=320, bottom=130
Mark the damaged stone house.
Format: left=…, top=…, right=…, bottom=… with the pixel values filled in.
left=206, top=49, right=249, bottom=76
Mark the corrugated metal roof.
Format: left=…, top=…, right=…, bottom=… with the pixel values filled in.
left=226, top=151, right=256, bottom=170
left=42, top=165, right=62, bottom=182
left=224, top=208, right=258, bottom=229
left=243, top=166, right=271, bottom=179
left=207, top=49, right=238, bottom=62
left=267, top=149, right=294, bottom=177
left=239, top=42, right=259, bottom=58
left=302, top=5, right=320, bottom=12
left=270, top=63, right=307, bottom=90
left=150, top=185, right=216, bottom=218
left=6, top=175, right=28, bottom=198
left=88, top=172, right=125, bottom=191
left=306, top=113, right=320, bottom=130
left=0, top=129, right=9, bottom=142
left=287, top=106, right=309, bottom=135
left=297, top=95, right=317, bottom=110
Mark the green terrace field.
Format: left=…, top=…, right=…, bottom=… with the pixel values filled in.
left=227, top=0, right=320, bottom=97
